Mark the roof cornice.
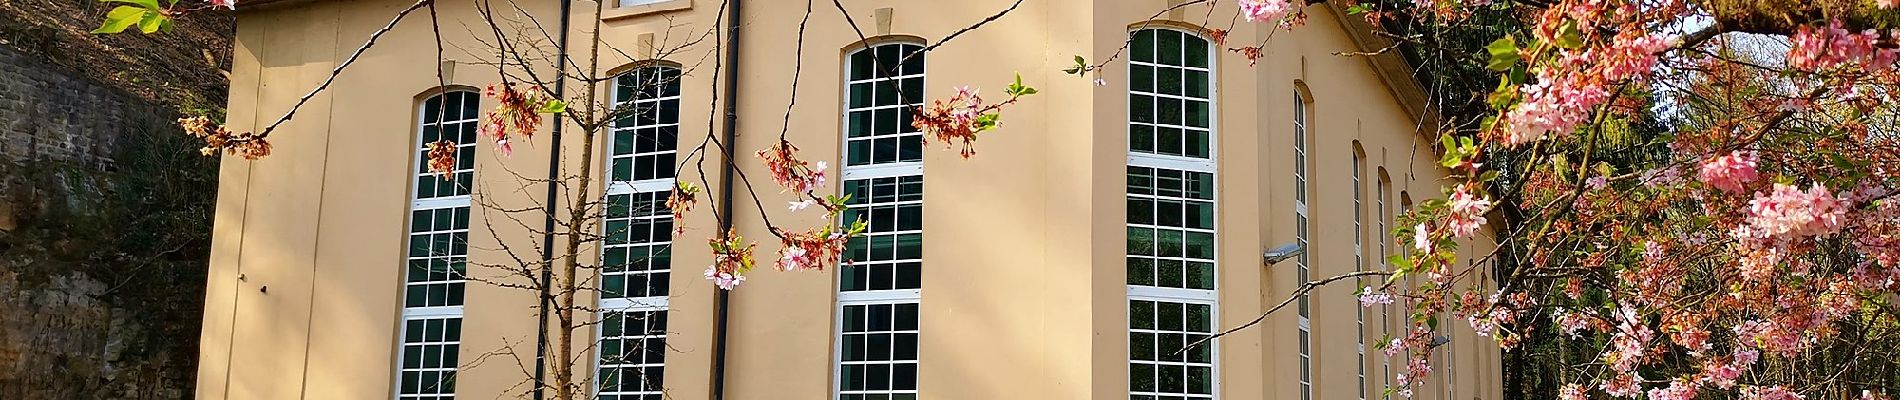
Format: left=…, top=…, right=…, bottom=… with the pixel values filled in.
left=1320, top=2, right=1441, bottom=132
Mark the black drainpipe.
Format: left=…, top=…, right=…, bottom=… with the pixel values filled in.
left=531, top=0, right=577, bottom=396
left=711, top=0, right=742, bottom=399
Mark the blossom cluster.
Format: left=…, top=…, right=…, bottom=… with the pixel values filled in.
left=481, top=82, right=547, bottom=157
left=1742, top=183, right=1849, bottom=240
left=1788, top=20, right=1899, bottom=74
left=1236, top=0, right=1292, bottom=24
left=179, top=116, right=272, bottom=159
left=1697, top=150, right=1759, bottom=193
left=1502, top=30, right=1674, bottom=146
left=666, top=182, right=700, bottom=236
left=911, top=86, right=1019, bottom=158
left=756, top=140, right=828, bottom=194
left=704, top=229, right=756, bottom=290
left=775, top=228, right=852, bottom=272
left=1446, top=184, right=1492, bottom=237
left=1356, top=287, right=1393, bottom=307
left=424, top=140, right=457, bottom=179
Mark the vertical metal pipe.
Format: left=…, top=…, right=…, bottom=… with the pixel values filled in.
left=711, top=0, right=743, bottom=398
left=531, top=0, right=576, bottom=396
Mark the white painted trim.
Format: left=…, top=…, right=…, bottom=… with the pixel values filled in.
left=838, top=162, right=922, bottom=181
left=834, top=41, right=928, bottom=400
left=1125, top=26, right=1220, bottom=400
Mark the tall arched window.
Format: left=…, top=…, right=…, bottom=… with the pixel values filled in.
left=397, top=90, right=479, bottom=400
left=596, top=65, right=682, bottom=400
left=1292, top=89, right=1313, bottom=400
left=837, top=41, right=925, bottom=400
left=1126, top=27, right=1216, bottom=400
left=1351, top=144, right=1367, bottom=400
left=1377, top=170, right=1394, bottom=391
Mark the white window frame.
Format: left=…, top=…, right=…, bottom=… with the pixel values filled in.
left=835, top=41, right=926, bottom=400
left=1293, top=91, right=1312, bottom=400
left=395, top=90, right=478, bottom=400
left=606, top=65, right=682, bottom=196
left=1127, top=27, right=1219, bottom=400
left=1378, top=178, right=1393, bottom=389
left=1353, top=151, right=1367, bottom=400
left=595, top=65, right=681, bottom=400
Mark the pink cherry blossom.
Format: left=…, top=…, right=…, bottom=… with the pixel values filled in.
left=1446, top=185, right=1492, bottom=237
left=1741, top=386, right=1805, bottom=400
left=777, top=246, right=811, bottom=271
left=1745, top=183, right=1850, bottom=239
left=1788, top=20, right=1898, bottom=73
left=1556, top=310, right=1593, bottom=337
left=1501, top=32, right=1672, bottom=146
left=758, top=140, right=828, bottom=194
left=1413, top=223, right=1433, bottom=252
left=704, top=266, right=746, bottom=290
left=212, top=0, right=236, bottom=10
left=1698, top=150, right=1759, bottom=194
left=1645, top=380, right=1698, bottom=400
left=1358, top=287, right=1393, bottom=307
left=1237, top=0, right=1293, bottom=23
left=1560, top=384, right=1587, bottom=400
left=1700, top=357, right=1742, bottom=389
left=1600, top=372, right=1642, bottom=398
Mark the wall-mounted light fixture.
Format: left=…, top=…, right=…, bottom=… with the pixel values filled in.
left=1263, top=242, right=1304, bottom=266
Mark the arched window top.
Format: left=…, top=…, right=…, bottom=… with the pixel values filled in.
left=1131, top=28, right=1212, bottom=71
left=608, top=64, right=682, bottom=186
left=613, top=65, right=683, bottom=107
left=415, top=90, right=480, bottom=200
left=1128, top=27, right=1215, bottom=163
left=842, top=42, right=925, bottom=167
left=846, top=42, right=924, bottom=84
left=1293, top=79, right=1315, bottom=105
left=419, top=89, right=480, bottom=127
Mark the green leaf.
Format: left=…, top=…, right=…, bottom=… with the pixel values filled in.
left=1344, top=3, right=1373, bottom=15
left=1484, top=36, right=1519, bottom=72
left=137, top=10, right=164, bottom=34
left=93, top=6, right=148, bottom=34
left=1386, top=255, right=1412, bottom=273
left=1480, top=170, right=1501, bottom=182
left=537, top=99, right=567, bottom=114
left=974, top=113, right=1001, bottom=131
left=1065, top=55, right=1090, bottom=76
left=1555, top=21, right=1585, bottom=49
left=1005, top=73, right=1038, bottom=96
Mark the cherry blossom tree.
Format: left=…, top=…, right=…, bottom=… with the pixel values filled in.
left=1314, top=0, right=1900, bottom=398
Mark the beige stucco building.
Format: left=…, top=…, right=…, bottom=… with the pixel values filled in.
left=195, top=0, right=1502, bottom=399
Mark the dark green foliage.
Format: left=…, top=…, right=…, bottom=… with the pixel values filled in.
left=0, top=118, right=217, bottom=398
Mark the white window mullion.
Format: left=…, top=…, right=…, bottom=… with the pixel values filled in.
left=837, top=42, right=926, bottom=400
left=1127, top=27, right=1217, bottom=400
left=1293, top=91, right=1312, bottom=400
left=396, top=90, right=478, bottom=400
left=595, top=65, right=682, bottom=400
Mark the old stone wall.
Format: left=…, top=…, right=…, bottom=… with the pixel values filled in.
left=0, top=42, right=207, bottom=399
left=0, top=44, right=172, bottom=168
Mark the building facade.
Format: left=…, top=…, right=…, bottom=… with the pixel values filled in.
left=195, top=0, right=1502, bottom=399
